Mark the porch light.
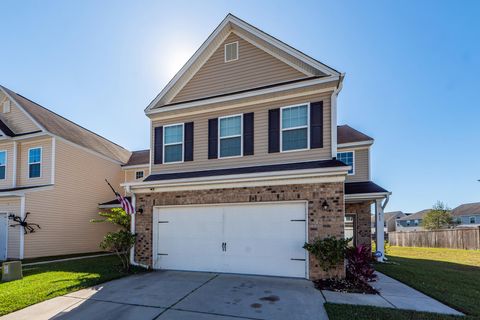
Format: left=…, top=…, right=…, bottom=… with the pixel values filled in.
left=321, top=200, right=329, bottom=211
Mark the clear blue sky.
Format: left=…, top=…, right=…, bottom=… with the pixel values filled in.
left=1, top=1, right=479, bottom=212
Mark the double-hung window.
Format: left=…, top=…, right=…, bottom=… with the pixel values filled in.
left=0, top=151, right=6, bottom=180
left=470, top=216, right=476, bottom=224
left=337, top=151, right=354, bottom=175
left=135, top=170, right=144, bottom=180
left=28, top=147, right=42, bottom=178
left=219, top=114, right=242, bottom=158
left=163, top=124, right=184, bottom=163
left=281, top=104, right=309, bottom=152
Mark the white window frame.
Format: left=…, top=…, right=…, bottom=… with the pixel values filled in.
left=414, top=219, right=419, bottom=226
left=337, top=150, right=356, bottom=175
left=0, top=150, right=6, bottom=180
left=163, top=123, right=184, bottom=164
left=218, top=114, right=243, bottom=159
left=224, top=41, right=239, bottom=62
left=135, top=170, right=144, bottom=180
left=2, top=100, right=10, bottom=113
left=470, top=216, right=476, bottom=224
left=280, top=103, right=310, bottom=153
left=28, top=147, right=42, bottom=179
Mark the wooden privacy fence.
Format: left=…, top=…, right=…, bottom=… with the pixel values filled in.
left=389, top=227, right=480, bottom=250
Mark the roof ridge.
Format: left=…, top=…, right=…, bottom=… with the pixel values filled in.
left=3, top=86, right=129, bottom=153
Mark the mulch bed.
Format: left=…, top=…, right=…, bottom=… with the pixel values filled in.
left=313, top=277, right=378, bottom=294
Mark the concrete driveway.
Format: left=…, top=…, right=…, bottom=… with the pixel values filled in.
left=3, top=271, right=328, bottom=320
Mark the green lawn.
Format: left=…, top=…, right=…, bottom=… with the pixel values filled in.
left=376, top=246, right=480, bottom=317
left=0, top=255, right=145, bottom=316
left=325, top=303, right=464, bottom=320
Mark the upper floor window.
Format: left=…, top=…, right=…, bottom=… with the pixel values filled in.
left=28, top=147, right=42, bottom=178
left=337, top=151, right=355, bottom=175
left=406, top=220, right=411, bottom=226
left=414, top=219, right=419, bottom=226
left=470, top=216, right=476, bottom=224
left=163, top=124, right=184, bottom=163
left=224, top=42, right=238, bottom=62
left=281, top=104, right=309, bottom=152
left=0, top=151, right=6, bottom=180
left=135, top=170, right=144, bottom=180
left=219, top=114, right=242, bottom=158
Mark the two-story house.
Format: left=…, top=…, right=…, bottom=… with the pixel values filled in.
left=0, top=85, right=131, bottom=261
left=396, top=209, right=429, bottom=232
left=123, top=14, right=390, bottom=280
left=451, top=202, right=480, bottom=227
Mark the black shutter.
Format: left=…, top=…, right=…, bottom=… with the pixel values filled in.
left=153, top=126, right=163, bottom=164
left=310, top=101, right=323, bottom=149
left=268, top=108, right=280, bottom=153
left=184, top=122, right=194, bottom=161
left=208, top=118, right=218, bottom=159
left=243, top=112, right=254, bottom=156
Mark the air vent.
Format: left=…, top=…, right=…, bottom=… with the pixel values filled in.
left=2, top=100, right=10, bottom=113
left=224, top=42, right=238, bottom=62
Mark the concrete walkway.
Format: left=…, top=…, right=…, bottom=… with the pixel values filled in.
left=321, top=272, right=463, bottom=316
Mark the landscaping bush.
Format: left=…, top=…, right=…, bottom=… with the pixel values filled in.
left=346, top=244, right=377, bottom=283
left=303, top=236, right=350, bottom=272
left=91, top=208, right=136, bottom=272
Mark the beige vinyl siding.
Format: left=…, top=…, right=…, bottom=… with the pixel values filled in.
left=0, top=142, right=15, bottom=188
left=23, top=139, right=122, bottom=258
left=17, top=138, right=52, bottom=187
left=171, top=33, right=307, bottom=104
left=151, top=91, right=332, bottom=174
left=338, top=147, right=370, bottom=182
left=0, top=197, right=21, bottom=259
left=0, top=92, right=40, bottom=134
left=124, top=167, right=149, bottom=183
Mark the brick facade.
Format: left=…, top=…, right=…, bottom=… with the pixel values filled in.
left=346, top=201, right=372, bottom=249
left=135, top=182, right=345, bottom=279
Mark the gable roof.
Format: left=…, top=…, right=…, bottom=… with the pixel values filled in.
left=123, top=150, right=150, bottom=167
left=337, top=125, right=373, bottom=145
left=146, top=14, right=341, bottom=112
left=0, top=85, right=131, bottom=163
left=398, top=209, right=430, bottom=221
left=451, top=202, right=480, bottom=217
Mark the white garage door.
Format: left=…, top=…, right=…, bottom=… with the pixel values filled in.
left=153, top=202, right=307, bottom=278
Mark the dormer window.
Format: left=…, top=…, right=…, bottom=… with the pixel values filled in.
left=224, top=42, right=238, bottom=62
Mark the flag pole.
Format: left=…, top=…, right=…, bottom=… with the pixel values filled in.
left=105, top=179, right=118, bottom=196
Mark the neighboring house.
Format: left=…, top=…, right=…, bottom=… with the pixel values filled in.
left=371, top=211, right=409, bottom=235
left=0, top=85, right=131, bottom=261
left=123, top=14, right=390, bottom=280
left=396, top=209, right=430, bottom=232
left=451, top=202, right=480, bottom=227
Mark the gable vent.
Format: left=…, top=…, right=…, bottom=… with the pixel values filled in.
left=224, top=41, right=238, bottom=62
left=2, top=100, right=10, bottom=113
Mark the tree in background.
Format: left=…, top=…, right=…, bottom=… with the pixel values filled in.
left=91, top=208, right=136, bottom=271
left=422, top=201, right=453, bottom=230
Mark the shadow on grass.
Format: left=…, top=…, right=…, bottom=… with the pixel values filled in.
left=376, top=256, right=480, bottom=317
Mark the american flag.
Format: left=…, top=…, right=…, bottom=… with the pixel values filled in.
left=105, top=179, right=134, bottom=215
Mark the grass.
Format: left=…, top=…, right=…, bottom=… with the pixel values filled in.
left=376, top=246, right=480, bottom=317
left=325, top=303, right=464, bottom=320
left=0, top=255, right=145, bottom=316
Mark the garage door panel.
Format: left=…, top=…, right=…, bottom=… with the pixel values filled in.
left=153, top=202, right=307, bottom=278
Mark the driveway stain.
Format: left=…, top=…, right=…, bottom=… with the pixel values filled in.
left=259, top=295, right=280, bottom=304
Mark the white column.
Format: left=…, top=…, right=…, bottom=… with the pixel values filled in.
left=375, top=199, right=385, bottom=262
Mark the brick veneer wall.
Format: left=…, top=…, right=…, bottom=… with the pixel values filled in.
left=346, top=202, right=372, bottom=248
left=135, top=182, right=345, bottom=279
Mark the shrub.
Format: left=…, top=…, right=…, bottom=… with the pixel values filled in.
left=91, top=208, right=136, bottom=272
left=303, top=236, right=350, bottom=272
left=346, top=244, right=376, bottom=283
